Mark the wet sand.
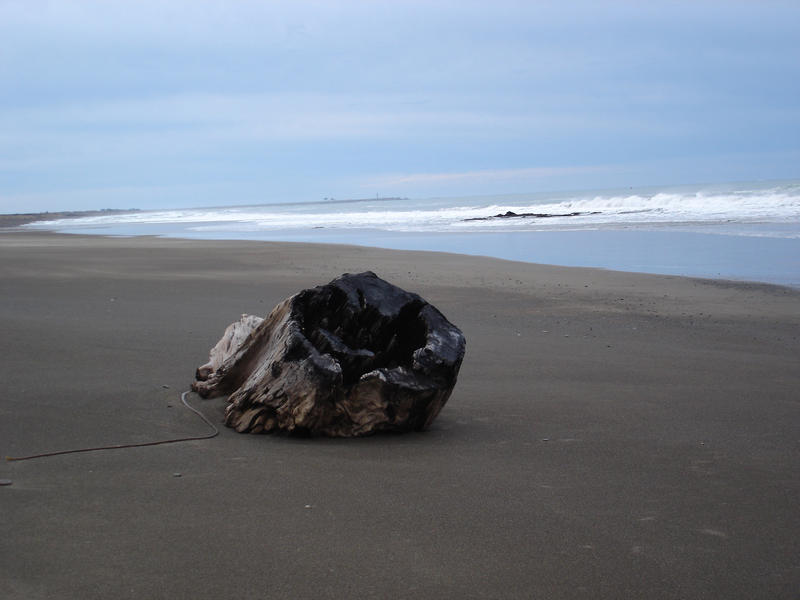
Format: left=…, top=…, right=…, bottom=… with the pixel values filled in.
left=1, top=231, right=799, bottom=599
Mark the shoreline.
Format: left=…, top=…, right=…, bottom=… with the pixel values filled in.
left=12, top=223, right=800, bottom=290
left=0, top=208, right=139, bottom=229
left=2, top=231, right=799, bottom=599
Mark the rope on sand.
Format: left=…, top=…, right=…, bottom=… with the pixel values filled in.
left=5, top=391, right=218, bottom=462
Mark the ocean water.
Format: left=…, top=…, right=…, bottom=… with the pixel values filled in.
left=25, top=180, right=800, bottom=287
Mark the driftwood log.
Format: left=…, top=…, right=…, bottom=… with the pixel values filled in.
left=192, top=272, right=466, bottom=436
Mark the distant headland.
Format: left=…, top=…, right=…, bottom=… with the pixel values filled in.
left=0, top=208, right=140, bottom=228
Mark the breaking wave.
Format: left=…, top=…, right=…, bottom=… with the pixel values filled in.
left=26, top=180, right=800, bottom=237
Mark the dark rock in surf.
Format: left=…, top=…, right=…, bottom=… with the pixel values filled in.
left=193, top=272, right=466, bottom=437
left=463, top=210, right=601, bottom=221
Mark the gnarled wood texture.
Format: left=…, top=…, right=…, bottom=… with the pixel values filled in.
left=193, top=272, right=466, bottom=436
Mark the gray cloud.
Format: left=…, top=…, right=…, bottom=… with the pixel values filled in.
left=1, top=0, right=798, bottom=212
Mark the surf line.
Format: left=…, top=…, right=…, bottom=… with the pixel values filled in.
left=5, top=391, right=218, bottom=462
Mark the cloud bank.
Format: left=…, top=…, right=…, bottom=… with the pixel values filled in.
left=1, top=0, right=798, bottom=211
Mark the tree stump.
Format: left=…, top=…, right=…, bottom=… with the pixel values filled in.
left=193, top=271, right=466, bottom=436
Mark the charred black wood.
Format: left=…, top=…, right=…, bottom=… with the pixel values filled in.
left=193, top=272, right=466, bottom=437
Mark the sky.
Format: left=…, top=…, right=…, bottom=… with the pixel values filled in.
left=1, top=0, right=799, bottom=213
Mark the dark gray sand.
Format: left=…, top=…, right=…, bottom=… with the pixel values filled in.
left=1, top=232, right=798, bottom=599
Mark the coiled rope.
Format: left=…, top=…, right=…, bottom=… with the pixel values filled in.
left=5, top=390, right=218, bottom=462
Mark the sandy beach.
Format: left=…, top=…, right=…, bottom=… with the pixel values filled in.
left=1, top=231, right=798, bottom=599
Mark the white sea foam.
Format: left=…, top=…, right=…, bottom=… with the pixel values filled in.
left=25, top=180, right=800, bottom=237
left=21, top=180, right=800, bottom=286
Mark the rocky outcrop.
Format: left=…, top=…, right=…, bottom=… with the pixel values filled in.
left=193, top=272, right=466, bottom=437
left=463, top=210, right=600, bottom=221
